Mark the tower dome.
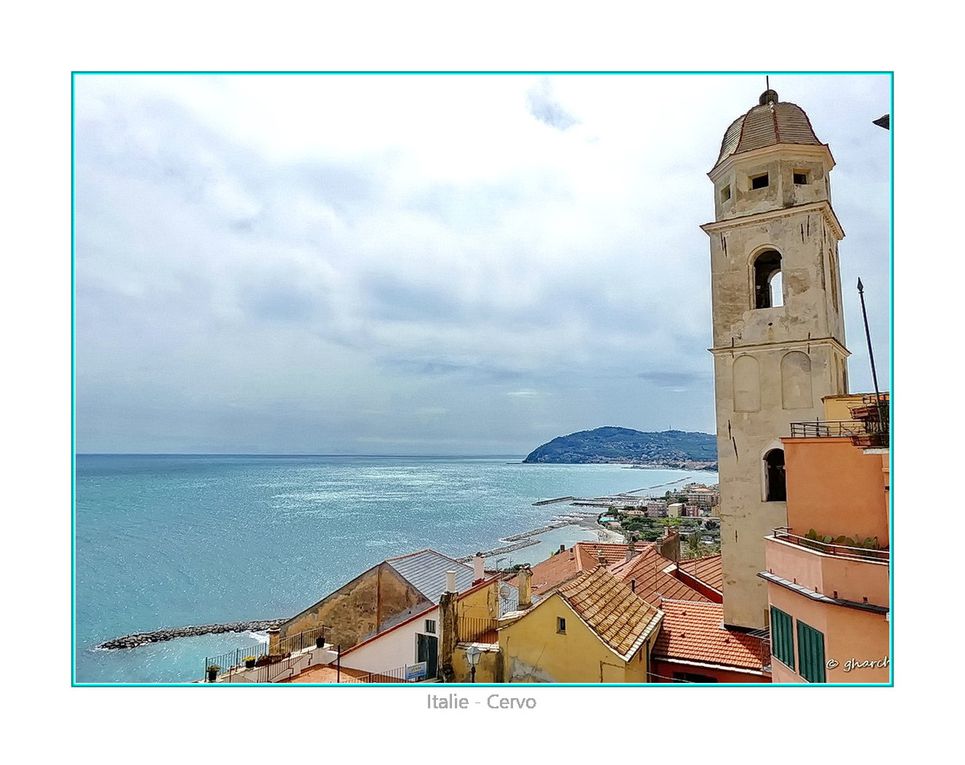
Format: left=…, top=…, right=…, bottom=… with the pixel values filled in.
left=714, top=90, right=824, bottom=169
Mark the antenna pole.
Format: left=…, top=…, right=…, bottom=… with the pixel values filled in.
left=856, top=278, right=881, bottom=405
left=857, top=278, right=886, bottom=441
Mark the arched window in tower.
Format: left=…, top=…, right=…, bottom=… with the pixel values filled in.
left=763, top=449, right=786, bottom=502
left=752, top=250, right=782, bottom=309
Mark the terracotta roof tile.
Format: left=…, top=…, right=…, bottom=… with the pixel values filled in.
left=609, top=547, right=709, bottom=607
left=558, top=567, right=663, bottom=658
left=653, top=600, right=768, bottom=671
left=508, top=542, right=641, bottom=598
left=507, top=549, right=582, bottom=597
left=677, top=554, right=723, bottom=591
left=573, top=542, right=639, bottom=570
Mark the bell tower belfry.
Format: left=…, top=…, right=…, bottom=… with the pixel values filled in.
left=702, top=89, right=850, bottom=630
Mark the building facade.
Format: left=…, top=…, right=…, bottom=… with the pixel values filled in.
left=761, top=393, right=890, bottom=683
left=702, top=89, right=850, bottom=629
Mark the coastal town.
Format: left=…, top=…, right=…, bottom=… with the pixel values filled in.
left=96, top=85, right=890, bottom=685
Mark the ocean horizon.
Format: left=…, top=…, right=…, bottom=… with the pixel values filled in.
left=74, top=453, right=717, bottom=683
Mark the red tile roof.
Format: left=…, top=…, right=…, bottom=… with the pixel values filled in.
left=609, top=547, right=709, bottom=607
left=677, top=554, right=723, bottom=592
left=506, top=548, right=582, bottom=598
left=653, top=600, right=768, bottom=672
left=573, top=542, right=638, bottom=570
left=558, top=567, right=663, bottom=659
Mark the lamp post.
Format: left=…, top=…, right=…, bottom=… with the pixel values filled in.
left=466, top=645, right=481, bottom=683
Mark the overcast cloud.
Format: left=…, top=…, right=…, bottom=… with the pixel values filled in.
left=74, top=74, right=891, bottom=454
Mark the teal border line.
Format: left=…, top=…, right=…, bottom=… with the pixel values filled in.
left=71, top=69, right=894, bottom=688
left=71, top=71, right=77, bottom=686
left=888, top=71, right=895, bottom=687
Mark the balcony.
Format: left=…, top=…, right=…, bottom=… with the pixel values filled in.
left=771, top=528, right=889, bottom=564
left=763, top=528, right=889, bottom=612
left=790, top=394, right=889, bottom=449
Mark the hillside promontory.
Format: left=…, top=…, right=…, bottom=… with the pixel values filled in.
left=523, top=426, right=717, bottom=469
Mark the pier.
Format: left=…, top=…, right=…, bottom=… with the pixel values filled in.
left=96, top=619, right=287, bottom=650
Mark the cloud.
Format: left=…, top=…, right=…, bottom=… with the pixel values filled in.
left=636, top=370, right=709, bottom=390
left=73, top=74, right=891, bottom=454
left=526, top=79, right=579, bottom=131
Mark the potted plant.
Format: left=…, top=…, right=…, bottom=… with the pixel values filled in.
left=207, top=664, right=220, bottom=683
left=244, top=656, right=256, bottom=669
left=315, top=635, right=325, bottom=649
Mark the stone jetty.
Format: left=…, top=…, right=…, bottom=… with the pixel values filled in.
left=96, top=619, right=287, bottom=650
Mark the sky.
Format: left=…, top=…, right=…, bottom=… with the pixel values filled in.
left=73, top=73, right=891, bottom=455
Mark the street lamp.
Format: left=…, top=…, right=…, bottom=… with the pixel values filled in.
left=466, top=645, right=481, bottom=683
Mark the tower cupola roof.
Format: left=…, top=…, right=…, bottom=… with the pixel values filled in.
left=714, top=90, right=824, bottom=168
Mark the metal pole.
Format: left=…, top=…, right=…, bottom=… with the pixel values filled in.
left=337, top=645, right=341, bottom=683
left=857, top=278, right=885, bottom=438
left=856, top=278, right=881, bottom=404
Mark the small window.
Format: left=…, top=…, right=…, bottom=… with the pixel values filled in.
left=720, top=184, right=731, bottom=203
left=751, top=173, right=769, bottom=190
left=793, top=171, right=809, bottom=185
left=424, top=619, right=436, bottom=634
left=556, top=617, right=566, bottom=634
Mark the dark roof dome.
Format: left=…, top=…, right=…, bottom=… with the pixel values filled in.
left=715, top=90, right=823, bottom=168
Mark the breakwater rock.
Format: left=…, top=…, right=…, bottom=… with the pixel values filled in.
left=96, top=619, right=287, bottom=650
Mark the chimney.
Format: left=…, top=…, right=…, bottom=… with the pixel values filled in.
left=558, top=544, right=565, bottom=554
left=659, top=526, right=680, bottom=564
left=472, top=553, right=485, bottom=584
left=517, top=565, right=533, bottom=610
left=438, top=574, right=459, bottom=682
left=597, top=548, right=607, bottom=567
left=625, top=537, right=637, bottom=562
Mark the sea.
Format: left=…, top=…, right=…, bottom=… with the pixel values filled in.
left=74, top=454, right=717, bottom=683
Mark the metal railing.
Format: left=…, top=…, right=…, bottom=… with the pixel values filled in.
left=789, top=419, right=889, bottom=448
left=340, top=664, right=421, bottom=683
left=771, top=528, right=889, bottom=563
left=276, top=625, right=328, bottom=656
left=457, top=616, right=500, bottom=643
left=203, top=641, right=269, bottom=682
left=789, top=420, right=870, bottom=438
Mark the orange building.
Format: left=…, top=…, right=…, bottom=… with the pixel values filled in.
left=761, top=393, right=890, bottom=683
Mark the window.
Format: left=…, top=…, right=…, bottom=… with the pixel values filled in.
left=793, top=170, right=809, bottom=185
left=424, top=619, right=436, bottom=634
left=770, top=607, right=794, bottom=669
left=753, top=249, right=782, bottom=309
left=720, top=184, right=732, bottom=203
left=751, top=173, right=769, bottom=189
left=764, top=448, right=786, bottom=501
left=556, top=617, right=566, bottom=634
left=673, top=672, right=718, bottom=683
left=797, top=620, right=827, bottom=683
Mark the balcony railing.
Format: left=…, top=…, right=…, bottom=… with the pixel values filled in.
left=276, top=625, right=328, bottom=655
left=789, top=419, right=888, bottom=448
left=771, top=528, right=889, bottom=564
left=457, top=616, right=500, bottom=643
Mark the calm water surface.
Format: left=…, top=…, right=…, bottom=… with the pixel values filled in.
left=74, top=454, right=716, bottom=683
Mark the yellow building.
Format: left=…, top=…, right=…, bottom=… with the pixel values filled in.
left=498, top=567, right=663, bottom=683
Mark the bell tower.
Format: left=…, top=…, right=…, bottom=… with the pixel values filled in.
left=702, top=89, right=850, bottom=630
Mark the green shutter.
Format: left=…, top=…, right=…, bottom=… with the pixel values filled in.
left=797, top=620, right=827, bottom=683
left=770, top=607, right=794, bottom=670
